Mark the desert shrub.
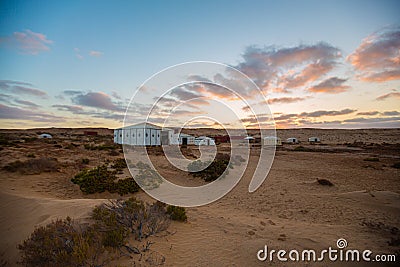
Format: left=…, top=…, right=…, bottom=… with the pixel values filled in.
left=108, top=149, right=119, bottom=156
left=3, top=158, right=58, bottom=174
left=71, top=164, right=140, bottom=195
left=317, top=178, right=334, bottom=186
left=293, top=146, right=314, bottom=152
left=111, top=158, right=127, bottom=171
left=364, top=157, right=379, bottom=162
left=84, top=143, right=117, bottom=151
left=27, top=153, right=36, bottom=158
left=188, top=153, right=230, bottom=182
left=0, top=134, right=10, bottom=146
left=391, top=162, right=400, bottom=169
left=166, top=206, right=187, bottom=222
left=93, top=198, right=171, bottom=240
left=18, top=217, right=105, bottom=267
left=23, top=137, right=37, bottom=142
left=54, top=144, right=63, bottom=148
left=81, top=158, right=90, bottom=164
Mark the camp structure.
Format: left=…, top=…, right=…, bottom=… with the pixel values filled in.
left=308, top=137, right=321, bottom=143
left=263, top=136, right=282, bottom=146
left=38, top=133, right=52, bottom=139
left=114, top=122, right=173, bottom=146
left=194, top=136, right=216, bottom=146
left=286, top=137, right=299, bottom=144
left=177, top=133, right=195, bottom=145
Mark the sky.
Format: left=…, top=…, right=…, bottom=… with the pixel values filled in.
left=0, top=0, right=399, bottom=129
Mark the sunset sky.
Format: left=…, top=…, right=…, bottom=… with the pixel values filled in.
left=0, top=0, right=399, bottom=129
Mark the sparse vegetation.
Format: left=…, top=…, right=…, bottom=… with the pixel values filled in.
left=166, top=205, right=187, bottom=222
left=71, top=163, right=140, bottom=195
left=187, top=153, right=230, bottom=182
left=84, top=143, right=118, bottom=151
left=391, top=162, right=400, bottom=169
left=364, top=157, right=379, bottom=162
left=27, top=153, right=36, bottom=158
left=317, top=178, right=334, bottom=186
left=81, top=158, right=90, bottom=164
left=18, top=198, right=186, bottom=266
left=3, top=158, right=59, bottom=174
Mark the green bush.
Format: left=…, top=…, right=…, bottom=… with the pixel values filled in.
left=71, top=163, right=139, bottom=195
left=166, top=206, right=187, bottom=222
left=188, top=153, right=230, bottom=182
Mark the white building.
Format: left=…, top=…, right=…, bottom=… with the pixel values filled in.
left=194, top=136, right=216, bottom=146
left=263, top=136, right=282, bottom=146
left=286, top=137, right=299, bottom=144
left=114, top=122, right=173, bottom=146
left=308, top=137, right=321, bottom=143
left=177, top=133, right=195, bottom=145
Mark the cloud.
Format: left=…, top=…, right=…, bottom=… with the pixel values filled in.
left=0, top=80, right=47, bottom=97
left=376, top=91, right=400, bottom=101
left=14, top=99, right=40, bottom=108
left=308, top=77, right=350, bottom=93
left=299, top=108, right=356, bottom=117
left=89, top=50, right=103, bottom=57
left=356, top=111, right=380, bottom=116
left=347, top=26, right=400, bottom=82
left=0, top=103, right=64, bottom=122
left=0, top=29, right=53, bottom=55
left=72, top=92, right=124, bottom=111
left=267, top=96, right=308, bottom=105
left=63, top=90, right=83, bottom=95
left=52, top=104, right=84, bottom=113
left=383, top=111, right=400, bottom=116
left=168, top=86, right=210, bottom=106
left=344, top=116, right=400, bottom=123
left=112, top=91, right=122, bottom=100
left=235, top=42, right=342, bottom=92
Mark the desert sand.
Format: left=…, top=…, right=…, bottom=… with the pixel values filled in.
left=0, top=128, right=399, bottom=266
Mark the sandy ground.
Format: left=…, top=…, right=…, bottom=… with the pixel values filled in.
left=0, top=128, right=399, bottom=266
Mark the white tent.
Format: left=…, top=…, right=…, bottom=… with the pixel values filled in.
left=38, top=133, right=52, bottom=139
left=263, top=136, right=282, bottom=146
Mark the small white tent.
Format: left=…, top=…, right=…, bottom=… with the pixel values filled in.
left=38, top=133, right=52, bottom=139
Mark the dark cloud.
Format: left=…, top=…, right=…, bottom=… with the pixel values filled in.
left=347, top=26, right=400, bottom=82
left=356, top=111, right=380, bottom=116
left=299, top=108, right=356, bottom=117
left=308, top=77, right=350, bottom=93
left=267, top=97, right=308, bottom=105
left=52, top=104, right=84, bottom=113
left=72, top=92, right=125, bottom=111
left=14, top=99, right=40, bottom=108
left=0, top=80, right=47, bottom=97
left=235, top=42, right=341, bottom=92
left=0, top=103, right=65, bottom=122
left=63, top=90, right=83, bottom=95
left=376, top=91, right=400, bottom=101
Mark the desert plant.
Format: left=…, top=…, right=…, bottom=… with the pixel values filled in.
left=18, top=217, right=106, bottom=267
left=166, top=206, right=187, bottom=222
left=364, top=157, right=379, bottom=162
left=81, top=158, right=90, bottom=164
left=3, top=158, right=58, bottom=174
left=188, top=153, right=230, bottom=182
left=71, top=164, right=140, bottom=195
left=391, top=162, right=400, bottom=169
left=27, top=153, right=36, bottom=158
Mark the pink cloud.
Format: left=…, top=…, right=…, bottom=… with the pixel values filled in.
left=347, top=26, right=400, bottom=82
left=89, top=50, right=103, bottom=57
left=0, top=29, right=53, bottom=55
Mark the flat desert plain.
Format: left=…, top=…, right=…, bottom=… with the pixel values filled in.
left=0, top=128, right=399, bottom=266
